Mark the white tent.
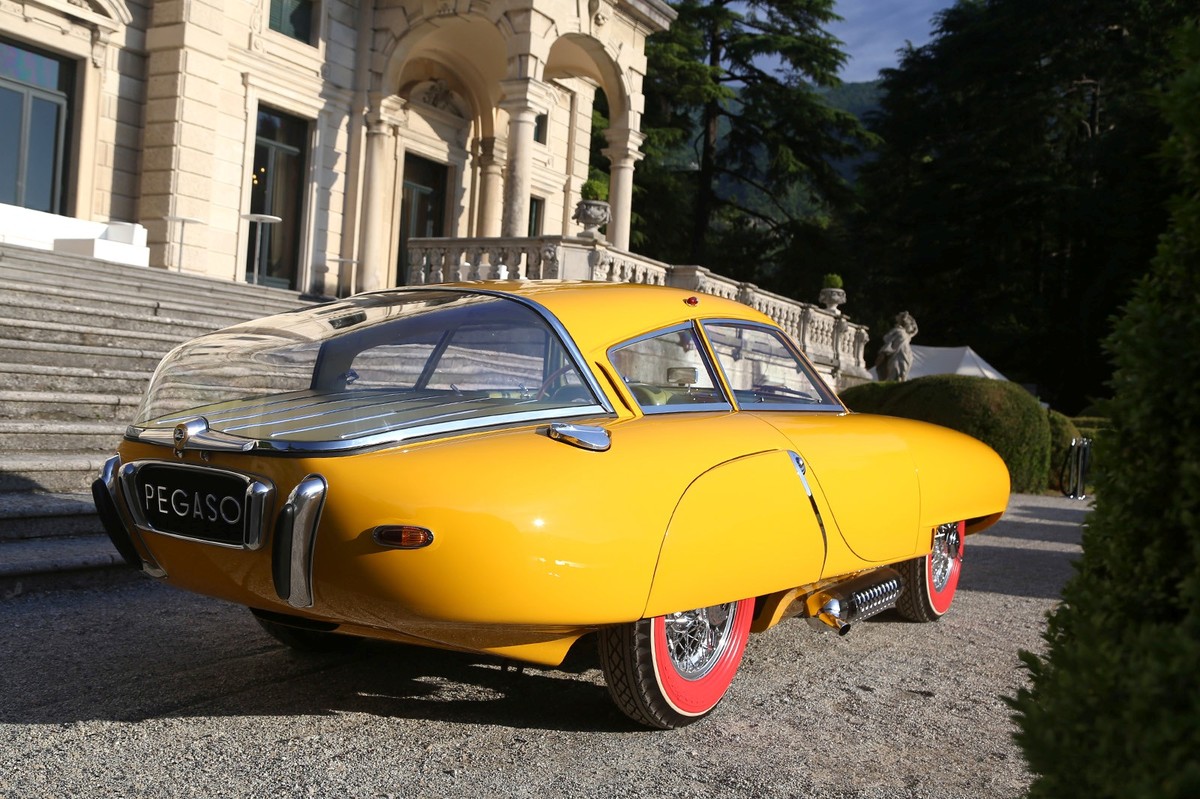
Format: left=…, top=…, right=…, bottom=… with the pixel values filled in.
left=909, top=345, right=1008, bottom=380
left=870, top=345, right=1008, bottom=381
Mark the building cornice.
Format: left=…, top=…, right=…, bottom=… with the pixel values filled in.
left=616, top=0, right=676, bottom=32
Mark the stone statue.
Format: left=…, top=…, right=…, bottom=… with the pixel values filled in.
left=876, top=311, right=919, bottom=381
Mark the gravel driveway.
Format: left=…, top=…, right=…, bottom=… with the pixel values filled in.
left=0, top=493, right=1087, bottom=798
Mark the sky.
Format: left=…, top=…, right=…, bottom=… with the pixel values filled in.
left=826, top=0, right=951, bottom=83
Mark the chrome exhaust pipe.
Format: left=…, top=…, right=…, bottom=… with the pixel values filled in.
left=804, top=568, right=904, bottom=636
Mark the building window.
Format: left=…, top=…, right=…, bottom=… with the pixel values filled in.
left=246, top=107, right=308, bottom=290
left=0, top=38, right=74, bottom=214
left=528, top=196, right=545, bottom=237
left=533, top=113, right=548, bottom=144
left=269, top=0, right=315, bottom=44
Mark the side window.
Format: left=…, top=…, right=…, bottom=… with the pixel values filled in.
left=703, top=323, right=838, bottom=408
left=345, top=340, right=439, bottom=389
left=424, top=324, right=550, bottom=392
left=610, top=327, right=729, bottom=412
left=345, top=325, right=566, bottom=396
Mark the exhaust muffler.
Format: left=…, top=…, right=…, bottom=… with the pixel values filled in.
left=803, top=568, right=904, bottom=636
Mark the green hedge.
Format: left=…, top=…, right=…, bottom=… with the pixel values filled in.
left=1071, top=415, right=1110, bottom=443
left=841, top=374, right=1051, bottom=493
left=1010, top=27, right=1200, bottom=797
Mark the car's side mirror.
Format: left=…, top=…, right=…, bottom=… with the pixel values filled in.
left=546, top=422, right=611, bottom=452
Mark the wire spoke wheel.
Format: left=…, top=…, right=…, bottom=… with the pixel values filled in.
left=661, top=604, right=735, bottom=679
left=599, top=598, right=754, bottom=729
left=897, top=520, right=965, bottom=622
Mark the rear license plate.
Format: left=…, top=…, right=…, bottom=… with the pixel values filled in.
left=123, top=462, right=272, bottom=548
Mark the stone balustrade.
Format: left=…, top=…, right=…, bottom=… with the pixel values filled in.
left=407, top=236, right=870, bottom=388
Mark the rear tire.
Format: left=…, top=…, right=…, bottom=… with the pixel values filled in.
left=896, top=521, right=964, bottom=622
left=598, top=598, right=753, bottom=729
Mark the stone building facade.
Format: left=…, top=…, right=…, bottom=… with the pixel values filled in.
left=1, top=0, right=671, bottom=294
left=1, top=0, right=873, bottom=386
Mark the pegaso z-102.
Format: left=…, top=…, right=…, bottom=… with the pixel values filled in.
left=94, top=281, right=1009, bottom=728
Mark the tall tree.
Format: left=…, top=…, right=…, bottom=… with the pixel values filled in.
left=633, top=0, right=872, bottom=286
left=850, top=0, right=1195, bottom=411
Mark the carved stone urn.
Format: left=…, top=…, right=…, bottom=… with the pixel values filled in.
left=819, top=286, right=847, bottom=315
left=573, top=199, right=610, bottom=240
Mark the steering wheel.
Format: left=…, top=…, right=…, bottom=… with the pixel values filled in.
left=535, top=365, right=575, bottom=400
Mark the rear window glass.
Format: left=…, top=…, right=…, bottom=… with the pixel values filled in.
left=133, top=291, right=605, bottom=447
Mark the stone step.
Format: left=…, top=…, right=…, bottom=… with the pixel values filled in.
left=1, top=277, right=306, bottom=324
left=0, top=337, right=168, bottom=372
left=0, top=491, right=103, bottom=541
left=0, top=533, right=136, bottom=598
left=0, top=245, right=329, bottom=592
left=0, top=390, right=142, bottom=423
left=0, top=361, right=150, bottom=396
left=0, top=290, right=220, bottom=339
left=0, top=317, right=183, bottom=353
left=0, top=452, right=112, bottom=493
left=0, top=420, right=125, bottom=452
left=0, top=246, right=317, bottom=314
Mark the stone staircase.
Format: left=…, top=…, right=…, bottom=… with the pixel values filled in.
left=0, top=245, right=320, bottom=595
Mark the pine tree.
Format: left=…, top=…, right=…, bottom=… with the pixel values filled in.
left=634, top=0, right=872, bottom=284
left=852, top=0, right=1194, bottom=411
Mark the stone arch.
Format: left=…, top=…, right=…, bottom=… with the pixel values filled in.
left=544, top=33, right=632, bottom=125
left=381, top=15, right=508, bottom=139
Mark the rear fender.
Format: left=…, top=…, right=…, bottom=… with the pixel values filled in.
left=643, top=450, right=827, bottom=618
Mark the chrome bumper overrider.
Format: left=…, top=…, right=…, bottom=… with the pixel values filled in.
left=93, top=455, right=167, bottom=578
left=271, top=474, right=328, bottom=609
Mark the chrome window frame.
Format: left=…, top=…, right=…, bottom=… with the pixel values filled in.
left=699, top=319, right=845, bottom=413
left=607, top=322, right=734, bottom=415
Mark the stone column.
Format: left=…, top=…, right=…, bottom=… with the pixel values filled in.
left=358, top=106, right=394, bottom=292
left=475, top=137, right=503, bottom=238
left=498, top=78, right=551, bottom=238
left=603, top=128, right=645, bottom=251
left=140, top=0, right=228, bottom=272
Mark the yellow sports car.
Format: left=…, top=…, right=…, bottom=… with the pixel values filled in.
left=93, top=281, right=1009, bottom=728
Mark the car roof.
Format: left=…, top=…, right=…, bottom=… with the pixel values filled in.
left=430, top=280, right=778, bottom=353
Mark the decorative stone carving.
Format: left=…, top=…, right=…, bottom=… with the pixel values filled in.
left=421, top=79, right=454, bottom=112
left=539, top=242, right=560, bottom=279
left=588, top=0, right=609, bottom=26
left=589, top=250, right=616, bottom=281
left=573, top=200, right=610, bottom=240
left=248, top=0, right=266, bottom=52
left=818, top=286, right=846, bottom=315
left=90, top=28, right=109, bottom=68
left=875, top=311, right=919, bottom=381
